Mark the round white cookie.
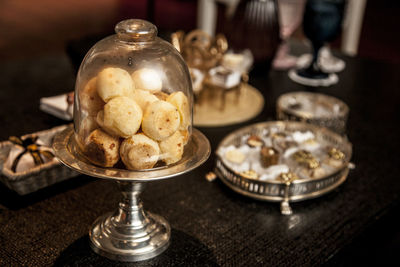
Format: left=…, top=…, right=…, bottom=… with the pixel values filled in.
left=159, top=130, right=185, bottom=165
left=96, top=110, right=120, bottom=137
left=131, top=89, right=159, bottom=112
left=142, top=100, right=180, bottom=141
left=102, top=96, right=142, bottom=138
left=97, top=67, right=134, bottom=102
left=166, top=91, right=190, bottom=130
left=120, top=133, right=160, bottom=170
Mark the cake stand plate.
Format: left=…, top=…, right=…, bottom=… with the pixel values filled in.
left=53, top=125, right=210, bottom=262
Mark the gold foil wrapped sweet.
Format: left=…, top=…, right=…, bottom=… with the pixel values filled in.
left=325, top=147, right=346, bottom=168
left=328, top=147, right=345, bottom=160
left=292, top=150, right=320, bottom=169
left=278, top=172, right=298, bottom=184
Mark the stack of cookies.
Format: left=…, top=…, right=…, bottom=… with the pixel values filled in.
left=76, top=67, right=190, bottom=170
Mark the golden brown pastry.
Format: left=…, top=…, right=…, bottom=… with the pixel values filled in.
left=130, top=89, right=158, bottom=112
left=325, top=147, right=345, bottom=168
left=159, top=130, right=185, bottom=165
left=101, top=96, right=143, bottom=138
left=97, top=67, right=134, bottom=102
left=142, top=100, right=180, bottom=141
left=120, top=133, right=160, bottom=170
left=83, top=129, right=120, bottom=167
left=96, top=110, right=120, bottom=137
left=166, top=91, right=190, bottom=130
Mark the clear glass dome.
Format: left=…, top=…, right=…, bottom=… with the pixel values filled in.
left=73, top=19, right=193, bottom=170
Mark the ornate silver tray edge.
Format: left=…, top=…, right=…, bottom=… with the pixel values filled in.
left=215, top=158, right=349, bottom=202
left=214, top=121, right=352, bottom=203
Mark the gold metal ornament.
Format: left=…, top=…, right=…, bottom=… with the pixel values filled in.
left=171, top=29, right=247, bottom=111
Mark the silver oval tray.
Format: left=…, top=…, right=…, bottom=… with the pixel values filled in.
left=277, top=91, right=349, bottom=135
left=215, top=121, right=352, bottom=203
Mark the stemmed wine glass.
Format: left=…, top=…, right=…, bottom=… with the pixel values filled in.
left=289, top=0, right=345, bottom=86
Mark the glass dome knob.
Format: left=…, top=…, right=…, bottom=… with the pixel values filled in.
left=115, top=19, right=158, bottom=42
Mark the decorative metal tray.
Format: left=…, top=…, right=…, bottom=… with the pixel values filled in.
left=277, top=91, right=349, bottom=135
left=215, top=121, right=352, bottom=214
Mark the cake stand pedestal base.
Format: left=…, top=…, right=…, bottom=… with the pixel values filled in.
left=89, top=181, right=170, bottom=262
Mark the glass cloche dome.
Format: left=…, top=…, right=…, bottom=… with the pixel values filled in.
left=73, top=19, right=193, bottom=170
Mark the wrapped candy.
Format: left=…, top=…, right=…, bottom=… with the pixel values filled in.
left=5, top=135, right=56, bottom=173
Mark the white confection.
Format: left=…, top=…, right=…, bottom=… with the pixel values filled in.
left=267, top=164, right=290, bottom=177
left=300, top=141, right=320, bottom=151
left=251, top=161, right=270, bottom=176
left=189, top=68, right=205, bottom=94
left=222, top=53, right=244, bottom=69
left=292, top=131, right=315, bottom=143
left=208, top=66, right=241, bottom=88
left=259, top=174, right=274, bottom=181
left=221, top=50, right=253, bottom=73
left=283, top=147, right=300, bottom=158
left=225, top=149, right=246, bottom=164
left=238, top=144, right=251, bottom=154
left=261, top=136, right=273, bottom=147
left=217, top=145, right=234, bottom=158
left=233, top=162, right=250, bottom=173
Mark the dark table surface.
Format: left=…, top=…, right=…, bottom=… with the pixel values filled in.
left=0, top=51, right=399, bottom=267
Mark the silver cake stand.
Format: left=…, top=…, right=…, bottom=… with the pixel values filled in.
left=53, top=125, right=210, bottom=262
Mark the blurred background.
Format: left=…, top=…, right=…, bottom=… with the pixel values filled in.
left=0, top=1, right=399, bottom=265
left=0, top=0, right=399, bottom=65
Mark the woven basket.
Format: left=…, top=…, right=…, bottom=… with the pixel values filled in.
left=0, top=125, right=79, bottom=195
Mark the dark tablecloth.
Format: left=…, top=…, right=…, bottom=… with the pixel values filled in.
left=0, top=52, right=399, bottom=266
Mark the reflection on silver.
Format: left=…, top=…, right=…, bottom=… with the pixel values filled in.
left=89, top=182, right=170, bottom=261
left=53, top=125, right=210, bottom=262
